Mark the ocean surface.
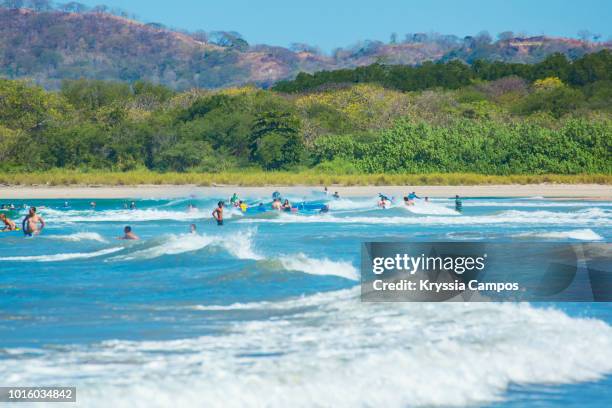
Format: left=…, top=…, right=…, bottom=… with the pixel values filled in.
left=1, top=192, right=611, bottom=407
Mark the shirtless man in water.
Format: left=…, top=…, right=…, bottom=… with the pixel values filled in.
left=22, top=207, right=45, bottom=236
left=0, top=213, right=17, bottom=231
left=212, top=201, right=224, bottom=226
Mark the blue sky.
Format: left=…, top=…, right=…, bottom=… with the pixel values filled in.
left=80, top=0, right=611, bottom=51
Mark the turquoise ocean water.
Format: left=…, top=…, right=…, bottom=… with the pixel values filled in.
left=1, top=192, right=611, bottom=407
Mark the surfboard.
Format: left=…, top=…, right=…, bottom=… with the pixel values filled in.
left=1, top=228, right=20, bottom=233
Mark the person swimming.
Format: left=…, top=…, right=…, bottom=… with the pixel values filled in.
left=212, top=201, right=224, bottom=226
left=22, top=207, right=45, bottom=236
left=118, top=225, right=139, bottom=240
left=455, top=195, right=463, bottom=212
left=0, top=213, right=17, bottom=231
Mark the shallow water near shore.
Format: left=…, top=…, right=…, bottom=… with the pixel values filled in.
left=1, top=192, right=611, bottom=407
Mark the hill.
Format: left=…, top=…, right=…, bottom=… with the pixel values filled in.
left=0, top=6, right=610, bottom=89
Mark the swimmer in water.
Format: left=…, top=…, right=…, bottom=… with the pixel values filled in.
left=118, top=225, right=139, bottom=240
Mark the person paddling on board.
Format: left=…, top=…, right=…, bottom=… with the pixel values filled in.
left=455, top=195, right=463, bottom=212
left=22, top=207, right=45, bottom=236
left=230, top=193, right=239, bottom=206
left=118, top=226, right=139, bottom=240
left=0, top=213, right=17, bottom=231
left=212, top=201, right=224, bottom=226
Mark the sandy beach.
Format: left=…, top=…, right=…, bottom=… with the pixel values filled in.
left=1, top=184, right=610, bottom=199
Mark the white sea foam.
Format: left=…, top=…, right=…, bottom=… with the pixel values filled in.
left=110, top=234, right=215, bottom=261
left=41, top=208, right=238, bottom=223
left=2, top=289, right=612, bottom=407
left=513, top=229, right=604, bottom=241
left=402, top=201, right=459, bottom=215
left=278, top=253, right=359, bottom=280
left=46, top=232, right=108, bottom=243
left=239, top=208, right=612, bottom=227
left=0, top=247, right=123, bottom=262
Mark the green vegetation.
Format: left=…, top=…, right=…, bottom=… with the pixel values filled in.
left=1, top=170, right=609, bottom=187
left=0, top=51, right=611, bottom=185
left=273, top=51, right=612, bottom=93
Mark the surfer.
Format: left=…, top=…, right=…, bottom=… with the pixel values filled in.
left=324, top=186, right=329, bottom=195
left=119, top=226, right=139, bottom=240
left=212, top=201, right=224, bottom=226
left=90, top=201, right=96, bottom=210
left=333, top=191, right=340, bottom=199
left=0, top=213, right=17, bottom=231
left=22, top=207, right=45, bottom=236
left=130, top=201, right=136, bottom=210
left=189, top=224, right=197, bottom=234
left=407, top=192, right=420, bottom=205
left=455, top=195, right=463, bottom=212
left=230, top=193, right=239, bottom=206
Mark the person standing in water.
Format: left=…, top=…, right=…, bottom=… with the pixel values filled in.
left=189, top=224, right=197, bottom=234
left=212, top=201, right=224, bottom=226
left=118, top=226, right=139, bottom=240
left=455, top=195, right=463, bottom=212
left=22, top=207, right=45, bottom=236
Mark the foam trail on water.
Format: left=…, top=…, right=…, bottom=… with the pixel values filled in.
left=0, top=247, right=123, bottom=262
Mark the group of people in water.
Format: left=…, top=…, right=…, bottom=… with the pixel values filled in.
left=376, top=192, right=463, bottom=212
left=1, top=189, right=464, bottom=239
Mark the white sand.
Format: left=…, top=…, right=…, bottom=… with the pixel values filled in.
left=0, top=184, right=610, bottom=199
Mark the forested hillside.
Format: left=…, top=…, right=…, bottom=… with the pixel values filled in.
left=1, top=4, right=610, bottom=90
left=1, top=52, right=610, bottom=176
